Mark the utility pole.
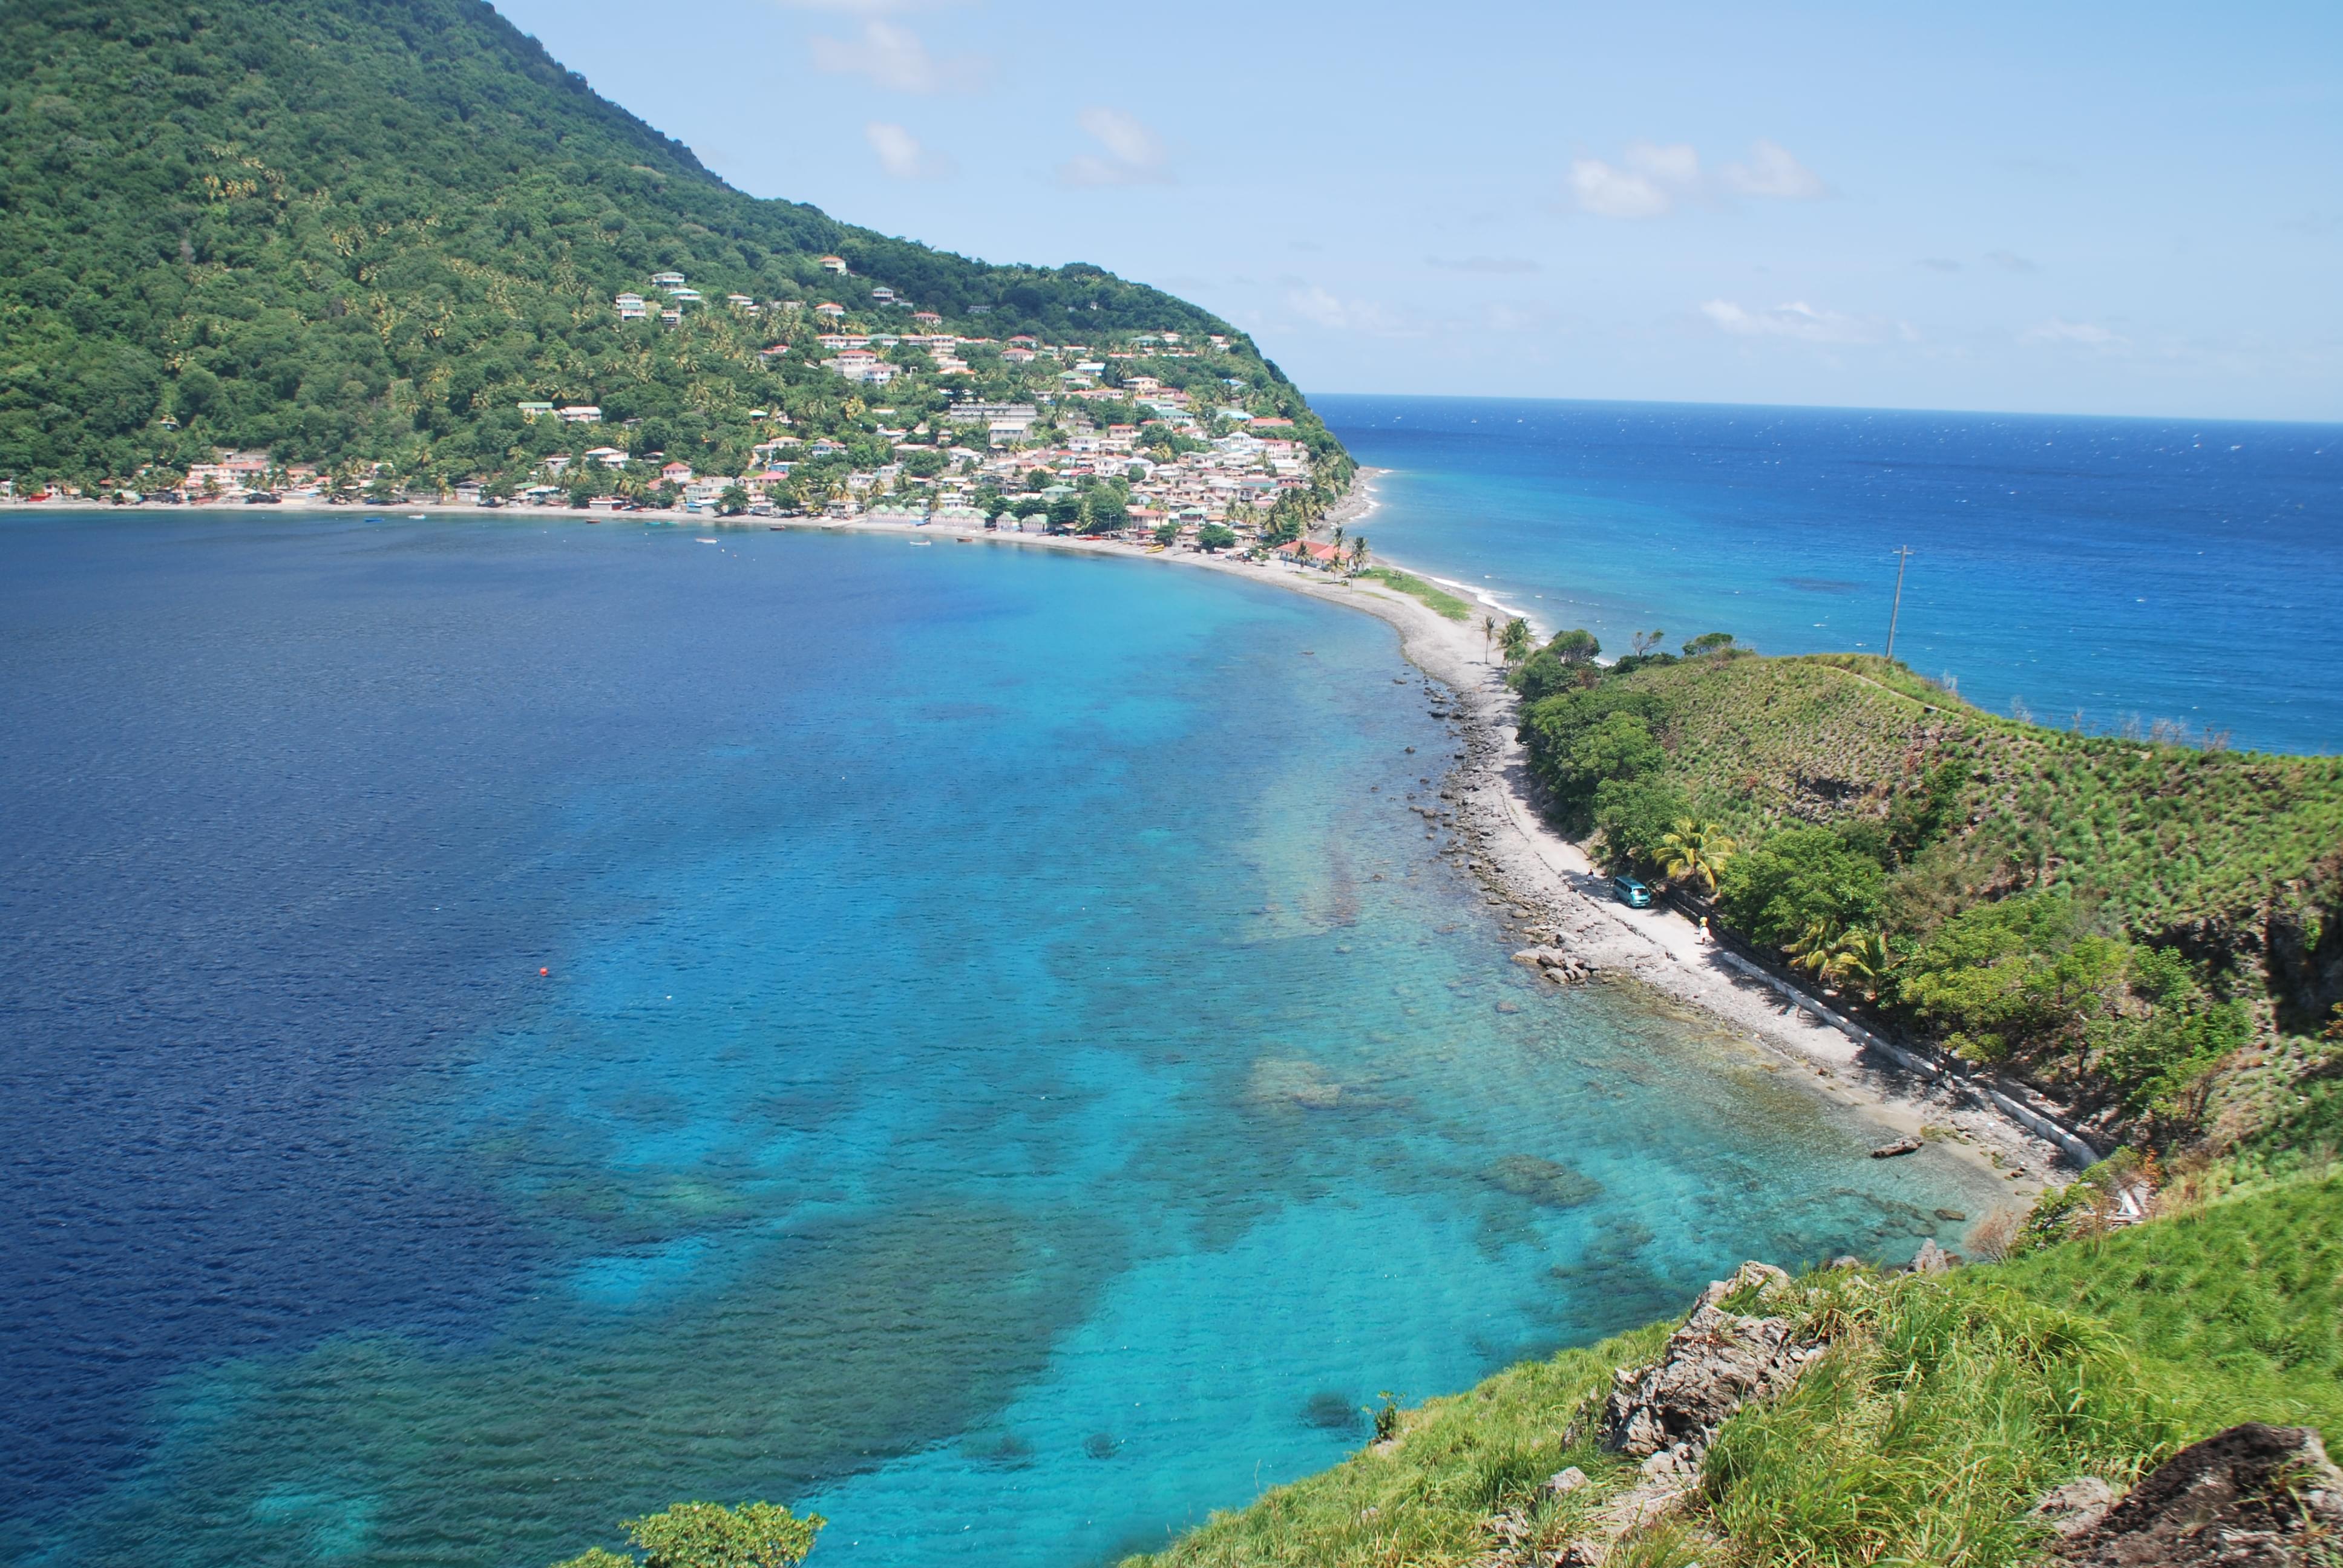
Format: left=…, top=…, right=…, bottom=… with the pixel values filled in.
left=1884, top=546, right=1913, bottom=662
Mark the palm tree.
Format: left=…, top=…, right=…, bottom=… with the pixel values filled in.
left=1787, top=918, right=1841, bottom=976
left=1482, top=614, right=1498, bottom=664
left=1823, top=929, right=1898, bottom=1002
left=1499, top=618, right=1532, bottom=665
left=1657, top=818, right=1737, bottom=896
left=1347, top=535, right=1369, bottom=574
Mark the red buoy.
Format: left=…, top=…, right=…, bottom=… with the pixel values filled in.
left=539, top=967, right=549, bottom=976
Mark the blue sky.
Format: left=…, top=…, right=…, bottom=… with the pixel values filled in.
left=493, top=0, right=2340, bottom=422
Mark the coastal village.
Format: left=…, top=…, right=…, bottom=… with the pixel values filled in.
left=8, top=256, right=1358, bottom=560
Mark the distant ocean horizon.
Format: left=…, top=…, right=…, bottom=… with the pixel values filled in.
left=1316, top=394, right=2341, bottom=756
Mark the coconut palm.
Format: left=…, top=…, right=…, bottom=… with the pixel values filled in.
left=1483, top=614, right=1498, bottom=663
left=1499, top=618, right=1532, bottom=665
left=1824, top=928, right=1898, bottom=1002
left=1657, top=818, right=1737, bottom=896
left=1786, top=918, right=1841, bottom=976
left=1347, top=535, right=1369, bottom=574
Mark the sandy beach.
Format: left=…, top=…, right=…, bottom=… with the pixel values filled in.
left=779, top=502, right=2076, bottom=1192
left=21, top=487, right=2077, bottom=1191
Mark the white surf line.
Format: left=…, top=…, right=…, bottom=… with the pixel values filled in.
left=1409, top=566, right=1541, bottom=636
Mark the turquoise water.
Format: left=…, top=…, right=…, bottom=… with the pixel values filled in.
left=1321, top=396, right=2343, bottom=754
left=1, top=516, right=2002, bottom=1566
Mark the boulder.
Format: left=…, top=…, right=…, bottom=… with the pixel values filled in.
left=1871, top=1137, right=1924, bottom=1158
left=1541, top=1466, right=1589, bottom=1497
left=2030, top=1477, right=2120, bottom=1539
left=1907, top=1238, right=1956, bottom=1275
left=2056, top=1423, right=2343, bottom=1567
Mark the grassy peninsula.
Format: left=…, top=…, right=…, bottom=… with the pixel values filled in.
left=1507, top=635, right=2343, bottom=1149
left=1109, top=631, right=2343, bottom=1568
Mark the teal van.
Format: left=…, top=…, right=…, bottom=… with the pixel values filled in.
left=1612, top=875, right=1653, bottom=908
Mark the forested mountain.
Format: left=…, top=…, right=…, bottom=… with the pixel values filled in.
left=0, top=0, right=1332, bottom=490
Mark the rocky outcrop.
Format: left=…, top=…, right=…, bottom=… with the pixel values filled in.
left=1599, top=1261, right=1821, bottom=1477
left=1513, top=946, right=1595, bottom=984
left=1539, top=1263, right=1827, bottom=1566
left=2052, top=1423, right=2343, bottom=1567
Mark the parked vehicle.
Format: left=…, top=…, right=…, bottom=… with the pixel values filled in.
left=1612, top=875, right=1653, bottom=908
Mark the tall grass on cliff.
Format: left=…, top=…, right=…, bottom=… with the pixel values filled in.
left=1124, top=1172, right=2343, bottom=1568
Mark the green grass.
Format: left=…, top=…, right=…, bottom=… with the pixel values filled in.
left=1118, top=1322, right=1669, bottom=1567
left=1361, top=567, right=1474, bottom=622
left=1125, top=1172, right=2343, bottom=1568
left=1593, top=652, right=2343, bottom=939
left=1994, top=1171, right=2343, bottom=1431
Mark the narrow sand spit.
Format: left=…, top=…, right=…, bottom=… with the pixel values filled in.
left=79, top=489, right=2072, bottom=1186
left=776, top=504, right=2073, bottom=1191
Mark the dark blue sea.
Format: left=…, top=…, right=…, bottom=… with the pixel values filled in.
left=0, top=515, right=2001, bottom=1567
left=1319, top=396, right=2343, bottom=754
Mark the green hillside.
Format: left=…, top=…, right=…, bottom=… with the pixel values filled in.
left=1122, top=1172, right=2343, bottom=1568
left=1510, top=639, right=2343, bottom=1138
left=0, top=0, right=1346, bottom=498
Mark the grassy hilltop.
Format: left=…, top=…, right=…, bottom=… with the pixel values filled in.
left=1509, top=637, right=2343, bottom=1145
left=0, top=0, right=1349, bottom=505
left=1126, top=1171, right=2343, bottom=1568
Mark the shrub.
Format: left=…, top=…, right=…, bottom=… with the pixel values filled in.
left=1592, top=779, right=1691, bottom=874
left=554, top=1501, right=825, bottom=1568
left=1714, top=826, right=1887, bottom=950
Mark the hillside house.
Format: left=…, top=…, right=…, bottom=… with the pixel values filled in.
left=650, top=271, right=686, bottom=287
left=557, top=405, right=603, bottom=423
left=819, top=255, right=848, bottom=273
left=615, top=293, right=647, bottom=319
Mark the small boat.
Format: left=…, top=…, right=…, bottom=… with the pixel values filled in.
left=696, top=538, right=718, bottom=544
left=408, top=512, right=426, bottom=520
left=908, top=540, right=932, bottom=547
left=364, top=516, right=383, bottom=524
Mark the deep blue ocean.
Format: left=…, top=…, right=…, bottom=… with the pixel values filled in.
left=0, top=513, right=2003, bottom=1568
left=1318, top=396, right=2343, bottom=755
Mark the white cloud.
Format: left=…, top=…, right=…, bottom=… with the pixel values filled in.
left=1427, top=254, right=1542, bottom=274
left=2021, top=318, right=2126, bottom=348
left=776, top=0, right=960, bottom=11
left=865, top=121, right=954, bottom=180
left=808, top=21, right=983, bottom=93
left=1568, top=140, right=1700, bottom=218
left=1701, top=298, right=1911, bottom=345
left=1719, top=139, right=1826, bottom=199
left=1570, top=139, right=1824, bottom=217
left=1057, top=108, right=1172, bottom=186
left=1280, top=284, right=1423, bottom=337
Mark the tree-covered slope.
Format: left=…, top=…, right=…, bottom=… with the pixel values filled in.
left=0, top=0, right=1330, bottom=486
left=1510, top=639, right=2343, bottom=1139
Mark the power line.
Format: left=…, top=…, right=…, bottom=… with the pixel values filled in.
left=1885, top=546, right=1913, bottom=662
